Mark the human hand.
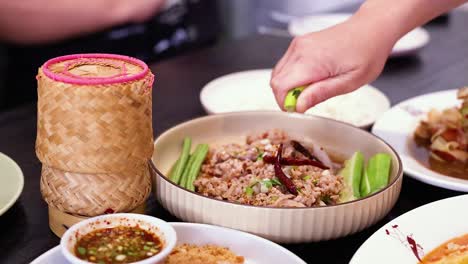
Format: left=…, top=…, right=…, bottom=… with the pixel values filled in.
left=270, top=16, right=397, bottom=113
left=124, top=0, right=167, bottom=23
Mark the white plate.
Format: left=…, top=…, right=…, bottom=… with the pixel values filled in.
left=200, top=69, right=390, bottom=129
left=350, top=194, right=468, bottom=264
left=0, top=152, right=24, bottom=216
left=288, top=14, right=430, bottom=57
left=371, top=89, right=468, bottom=192
left=32, top=222, right=306, bottom=264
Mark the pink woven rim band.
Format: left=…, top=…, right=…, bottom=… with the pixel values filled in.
left=42, top=53, right=150, bottom=85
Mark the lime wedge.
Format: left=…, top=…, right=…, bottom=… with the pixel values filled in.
left=284, top=86, right=305, bottom=112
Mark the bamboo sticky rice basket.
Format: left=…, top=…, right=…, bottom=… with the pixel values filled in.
left=35, top=54, right=154, bottom=235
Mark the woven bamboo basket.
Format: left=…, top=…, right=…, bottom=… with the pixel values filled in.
left=36, top=54, right=154, bottom=234
left=36, top=54, right=154, bottom=175
left=40, top=163, right=151, bottom=216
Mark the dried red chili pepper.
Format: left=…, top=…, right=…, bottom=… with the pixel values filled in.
left=263, top=155, right=329, bottom=170
left=274, top=144, right=298, bottom=195
left=291, top=140, right=320, bottom=161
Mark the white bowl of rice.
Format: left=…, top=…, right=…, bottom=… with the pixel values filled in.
left=199, top=69, right=390, bottom=129
left=151, top=111, right=403, bottom=243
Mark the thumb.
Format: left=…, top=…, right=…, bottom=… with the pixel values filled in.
left=295, top=73, right=361, bottom=113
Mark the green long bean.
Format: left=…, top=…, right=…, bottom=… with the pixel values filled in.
left=186, top=144, right=209, bottom=191
left=180, top=154, right=194, bottom=188
left=170, top=137, right=192, bottom=184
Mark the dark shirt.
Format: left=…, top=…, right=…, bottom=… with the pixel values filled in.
left=0, top=0, right=219, bottom=110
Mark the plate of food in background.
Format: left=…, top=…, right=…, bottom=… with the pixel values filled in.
left=32, top=221, right=306, bottom=264
left=350, top=194, right=468, bottom=264
left=0, top=152, right=23, bottom=216
left=152, top=111, right=402, bottom=243
left=372, top=88, right=467, bottom=192
left=200, top=69, right=390, bottom=129
left=288, top=13, right=430, bottom=57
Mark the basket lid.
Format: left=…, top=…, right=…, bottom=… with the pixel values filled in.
left=42, top=53, right=149, bottom=85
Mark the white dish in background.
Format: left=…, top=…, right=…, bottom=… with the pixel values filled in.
left=200, top=69, right=390, bottom=129
left=32, top=222, right=306, bottom=264
left=288, top=14, right=430, bottom=57
left=350, top=194, right=468, bottom=264
left=372, top=89, right=468, bottom=192
left=0, top=152, right=24, bottom=216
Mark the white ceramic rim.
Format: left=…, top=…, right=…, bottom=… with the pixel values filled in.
left=287, top=13, right=430, bottom=57
left=199, top=69, right=391, bottom=129
left=33, top=222, right=307, bottom=264
left=152, top=111, right=403, bottom=210
left=0, top=152, right=24, bottom=216
left=60, top=213, right=177, bottom=264
left=391, top=27, right=430, bottom=57
left=169, top=222, right=307, bottom=263
left=288, top=13, right=352, bottom=36
left=350, top=194, right=468, bottom=263
left=371, top=89, right=468, bottom=192
left=30, top=246, right=61, bottom=264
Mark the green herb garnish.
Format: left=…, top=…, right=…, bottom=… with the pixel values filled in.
left=256, top=148, right=264, bottom=161
left=270, top=178, right=282, bottom=186
left=77, top=247, right=86, bottom=255
left=245, top=186, right=254, bottom=197
left=261, top=179, right=273, bottom=189
left=321, top=195, right=331, bottom=204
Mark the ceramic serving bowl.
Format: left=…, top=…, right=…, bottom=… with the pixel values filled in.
left=151, top=111, right=403, bottom=243
left=61, top=213, right=177, bottom=264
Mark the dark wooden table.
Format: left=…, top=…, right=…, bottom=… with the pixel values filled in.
left=1, top=11, right=468, bottom=264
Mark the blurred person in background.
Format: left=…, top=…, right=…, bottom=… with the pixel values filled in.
left=270, top=0, right=467, bottom=113
left=0, top=0, right=166, bottom=44
left=0, top=0, right=219, bottom=110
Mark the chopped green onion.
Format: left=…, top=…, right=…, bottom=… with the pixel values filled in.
left=77, top=247, right=87, bottom=255
left=321, top=195, right=331, bottom=204
left=303, top=175, right=312, bottom=181
left=271, top=178, right=282, bottom=186
left=256, top=147, right=264, bottom=161
left=257, top=153, right=264, bottom=161
left=245, top=186, right=254, bottom=197
left=261, top=179, right=273, bottom=189
left=248, top=179, right=259, bottom=188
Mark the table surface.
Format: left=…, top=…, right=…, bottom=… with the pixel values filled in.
left=1, top=11, right=468, bottom=264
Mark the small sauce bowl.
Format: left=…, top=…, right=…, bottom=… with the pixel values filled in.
left=61, top=213, right=177, bottom=264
